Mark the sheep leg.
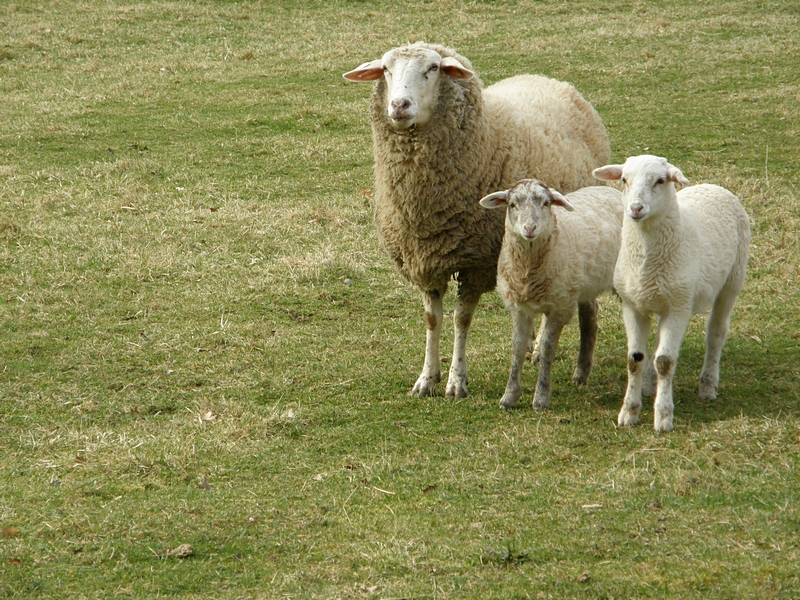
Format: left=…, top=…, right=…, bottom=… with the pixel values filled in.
left=652, top=310, right=691, bottom=433
left=411, top=289, right=444, bottom=397
left=573, top=300, right=598, bottom=385
left=527, top=317, right=545, bottom=364
left=642, top=326, right=658, bottom=397
left=619, top=304, right=650, bottom=427
left=533, top=311, right=568, bottom=410
left=700, top=287, right=738, bottom=401
left=500, top=307, right=535, bottom=409
left=445, top=293, right=480, bottom=398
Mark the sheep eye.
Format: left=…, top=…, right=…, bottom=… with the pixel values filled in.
left=429, top=64, right=439, bottom=72
left=655, top=177, right=666, bottom=186
left=621, top=177, right=628, bottom=185
left=542, top=201, right=550, bottom=207
left=508, top=202, right=516, bottom=209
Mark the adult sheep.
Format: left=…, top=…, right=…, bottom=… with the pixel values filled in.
left=344, top=42, right=610, bottom=398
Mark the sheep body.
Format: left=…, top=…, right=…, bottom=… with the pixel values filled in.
left=593, top=155, right=750, bottom=432
left=344, top=42, right=610, bottom=397
left=481, top=181, right=623, bottom=409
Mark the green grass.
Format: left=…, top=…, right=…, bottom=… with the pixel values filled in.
left=1, top=1, right=799, bottom=598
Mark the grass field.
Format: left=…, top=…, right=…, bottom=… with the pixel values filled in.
left=1, top=1, right=799, bottom=598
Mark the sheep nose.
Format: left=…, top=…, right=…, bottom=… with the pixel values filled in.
left=523, top=225, right=536, bottom=237
left=390, top=98, right=412, bottom=118
left=628, top=202, right=647, bottom=221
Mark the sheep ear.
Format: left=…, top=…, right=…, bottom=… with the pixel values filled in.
left=441, top=57, right=474, bottom=80
left=343, top=60, right=384, bottom=81
left=593, top=165, right=623, bottom=181
left=549, top=190, right=575, bottom=212
left=667, top=166, right=690, bottom=187
left=480, top=190, right=509, bottom=209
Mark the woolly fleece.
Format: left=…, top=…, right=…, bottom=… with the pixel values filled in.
left=368, top=42, right=611, bottom=298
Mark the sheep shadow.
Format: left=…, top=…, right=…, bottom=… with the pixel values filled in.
left=586, top=330, right=799, bottom=427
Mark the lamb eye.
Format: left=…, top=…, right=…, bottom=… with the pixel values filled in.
left=655, top=177, right=666, bottom=185
left=621, top=177, right=628, bottom=185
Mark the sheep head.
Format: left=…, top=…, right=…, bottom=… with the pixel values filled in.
left=480, top=179, right=574, bottom=244
left=594, top=155, right=689, bottom=223
left=343, top=43, right=474, bottom=130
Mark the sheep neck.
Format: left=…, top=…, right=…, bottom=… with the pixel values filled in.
left=498, top=225, right=556, bottom=306
left=624, top=203, right=683, bottom=272
left=370, top=77, right=492, bottom=228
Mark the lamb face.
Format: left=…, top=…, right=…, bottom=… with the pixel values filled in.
left=343, top=46, right=474, bottom=129
left=594, top=154, right=689, bottom=223
left=481, top=179, right=575, bottom=243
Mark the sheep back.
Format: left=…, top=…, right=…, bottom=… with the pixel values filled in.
left=369, top=44, right=611, bottom=294
left=483, top=75, right=611, bottom=193
left=615, top=184, right=750, bottom=315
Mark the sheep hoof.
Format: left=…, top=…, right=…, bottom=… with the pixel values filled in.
left=532, top=395, right=550, bottom=410
left=617, top=406, right=640, bottom=427
left=699, top=384, right=717, bottom=402
left=500, top=392, right=520, bottom=409
left=410, top=374, right=439, bottom=397
left=699, top=373, right=718, bottom=401
left=445, top=379, right=468, bottom=398
left=654, top=414, right=674, bottom=433
left=572, top=370, right=589, bottom=386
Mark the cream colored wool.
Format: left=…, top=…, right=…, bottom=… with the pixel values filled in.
left=481, top=181, right=623, bottom=410
left=350, top=42, right=611, bottom=397
left=594, top=155, right=751, bottom=433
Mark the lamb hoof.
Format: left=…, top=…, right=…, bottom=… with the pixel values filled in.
left=699, top=375, right=718, bottom=402
left=617, top=406, right=640, bottom=427
left=654, top=414, right=674, bottom=433
left=410, top=374, right=439, bottom=397
left=532, top=394, right=550, bottom=410
left=500, top=391, right=520, bottom=409
left=445, top=379, right=468, bottom=398
left=699, top=384, right=717, bottom=402
left=572, top=370, right=589, bottom=386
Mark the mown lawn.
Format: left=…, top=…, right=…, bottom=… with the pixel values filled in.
left=1, top=1, right=798, bottom=598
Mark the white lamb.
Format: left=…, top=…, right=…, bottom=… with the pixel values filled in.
left=480, top=180, right=623, bottom=409
left=343, top=42, right=610, bottom=398
left=593, top=155, right=751, bottom=433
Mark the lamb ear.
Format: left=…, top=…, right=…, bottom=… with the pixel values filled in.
left=343, top=59, right=384, bottom=81
left=441, top=57, right=474, bottom=80
left=593, top=165, right=623, bottom=182
left=549, top=190, right=575, bottom=212
left=479, top=190, right=509, bottom=209
left=667, top=166, right=690, bottom=187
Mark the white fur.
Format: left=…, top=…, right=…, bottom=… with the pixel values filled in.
left=594, top=155, right=751, bottom=432
left=481, top=181, right=623, bottom=409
